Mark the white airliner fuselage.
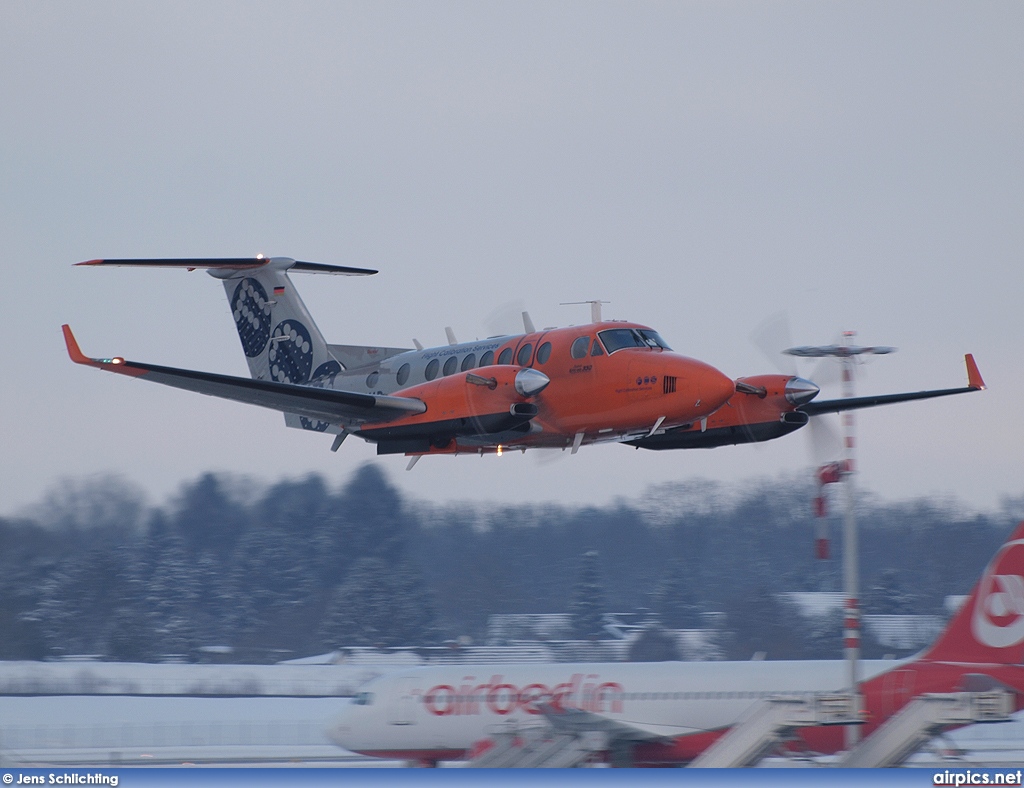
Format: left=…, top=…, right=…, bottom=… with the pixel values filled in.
left=330, top=521, right=1024, bottom=766
left=329, top=659, right=898, bottom=762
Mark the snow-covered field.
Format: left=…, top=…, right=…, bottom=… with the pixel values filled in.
left=0, top=695, right=389, bottom=766
left=3, top=694, right=1023, bottom=769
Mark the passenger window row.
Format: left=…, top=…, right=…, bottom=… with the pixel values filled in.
left=418, top=689, right=778, bottom=704
left=619, top=691, right=775, bottom=701
left=392, top=341, right=554, bottom=386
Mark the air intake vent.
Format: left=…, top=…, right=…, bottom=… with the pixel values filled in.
left=663, top=376, right=677, bottom=394
left=510, top=402, right=539, bottom=418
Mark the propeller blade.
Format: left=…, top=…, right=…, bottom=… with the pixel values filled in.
left=809, top=355, right=845, bottom=389
left=807, top=414, right=844, bottom=467
left=484, top=299, right=529, bottom=338
left=750, top=312, right=797, bottom=376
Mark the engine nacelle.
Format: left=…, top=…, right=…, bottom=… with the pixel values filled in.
left=360, top=365, right=543, bottom=454
left=625, top=374, right=815, bottom=450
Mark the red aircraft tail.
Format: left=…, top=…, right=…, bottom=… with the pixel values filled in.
left=920, top=521, right=1024, bottom=665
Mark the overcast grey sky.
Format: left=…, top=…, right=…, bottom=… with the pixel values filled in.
left=2, top=1, right=1022, bottom=516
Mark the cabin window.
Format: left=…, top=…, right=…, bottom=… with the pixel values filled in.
left=365, top=371, right=379, bottom=388
left=598, top=328, right=673, bottom=354
left=425, top=359, right=440, bottom=380
left=443, top=356, right=458, bottom=376
left=570, top=336, right=589, bottom=359
left=536, top=342, right=552, bottom=364
left=498, top=348, right=513, bottom=365
left=396, top=363, right=410, bottom=386
left=480, top=350, right=494, bottom=366
left=598, top=328, right=645, bottom=353
left=638, top=329, right=672, bottom=350
left=517, top=343, right=533, bottom=366
left=461, top=354, right=476, bottom=372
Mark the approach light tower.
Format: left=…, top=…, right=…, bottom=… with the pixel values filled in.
left=784, top=332, right=895, bottom=748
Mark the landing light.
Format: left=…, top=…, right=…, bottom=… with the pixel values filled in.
left=497, top=445, right=503, bottom=456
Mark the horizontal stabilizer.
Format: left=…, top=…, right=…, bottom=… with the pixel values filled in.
left=76, top=257, right=378, bottom=276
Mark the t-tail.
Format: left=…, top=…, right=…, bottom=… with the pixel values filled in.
left=919, top=520, right=1024, bottom=666
left=78, top=256, right=375, bottom=386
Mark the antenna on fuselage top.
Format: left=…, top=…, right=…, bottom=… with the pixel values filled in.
left=560, top=300, right=609, bottom=323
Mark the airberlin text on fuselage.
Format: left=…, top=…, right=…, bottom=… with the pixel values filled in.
left=422, top=674, right=624, bottom=717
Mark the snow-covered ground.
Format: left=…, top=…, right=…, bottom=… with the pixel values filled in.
left=3, top=694, right=1023, bottom=768
left=0, top=695, right=394, bottom=766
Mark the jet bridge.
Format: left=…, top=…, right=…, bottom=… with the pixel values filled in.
left=689, top=692, right=860, bottom=768
left=838, top=691, right=1014, bottom=768
left=467, top=689, right=1014, bottom=768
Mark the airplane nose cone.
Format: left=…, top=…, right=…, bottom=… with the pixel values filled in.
left=698, top=365, right=736, bottom=411
left=515, top=368, right=550, bottom=398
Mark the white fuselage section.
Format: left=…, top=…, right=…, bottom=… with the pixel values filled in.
left=328, top=659, right=899, bottom=757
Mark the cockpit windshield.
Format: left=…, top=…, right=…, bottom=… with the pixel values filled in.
left=353, top=691, right=375, bottom=706
left=598, top=328, right=672, bottom=354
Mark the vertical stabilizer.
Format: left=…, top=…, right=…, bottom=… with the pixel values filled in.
left=921, top=521, right=1024, bottom=665
left=216, top=258, right=341, bottom=386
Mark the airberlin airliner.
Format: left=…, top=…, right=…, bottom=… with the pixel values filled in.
left=328, top=521, right=1024, bottom=766
left=64, top=257, right=983, bottom=462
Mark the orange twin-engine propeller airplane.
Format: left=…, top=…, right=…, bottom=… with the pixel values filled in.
left=63, top=257, right=986, bottom=460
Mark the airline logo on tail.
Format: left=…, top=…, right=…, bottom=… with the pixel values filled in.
left=973, top=536, right=1024, bottom=649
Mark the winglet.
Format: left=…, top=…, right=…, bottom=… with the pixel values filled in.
left=62, top=324, right=93, bottom=365
left=61, top=324, right=139, bottom=375
left=965, top=354, right=986, bottom=390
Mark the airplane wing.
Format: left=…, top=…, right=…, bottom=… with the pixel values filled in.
left=62, top=325, right=425, bottom=426
left=539, top=703, right=693, bottom=742
left=798, top=353, right=985, bottom=416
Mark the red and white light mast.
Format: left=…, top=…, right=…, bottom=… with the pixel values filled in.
left=785, top=332, right=895, bottom=747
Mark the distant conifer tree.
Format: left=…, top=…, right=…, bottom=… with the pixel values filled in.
left=628, top=623, right=683, bottom=662
left=653, top=558, right=702, bottom=629
left=568, top=549, right=608, bottom=640
left=319, top=556, right=438, bottom=649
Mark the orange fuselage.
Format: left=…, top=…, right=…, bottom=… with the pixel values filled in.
left=356, top=322, right=736, bottom=455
